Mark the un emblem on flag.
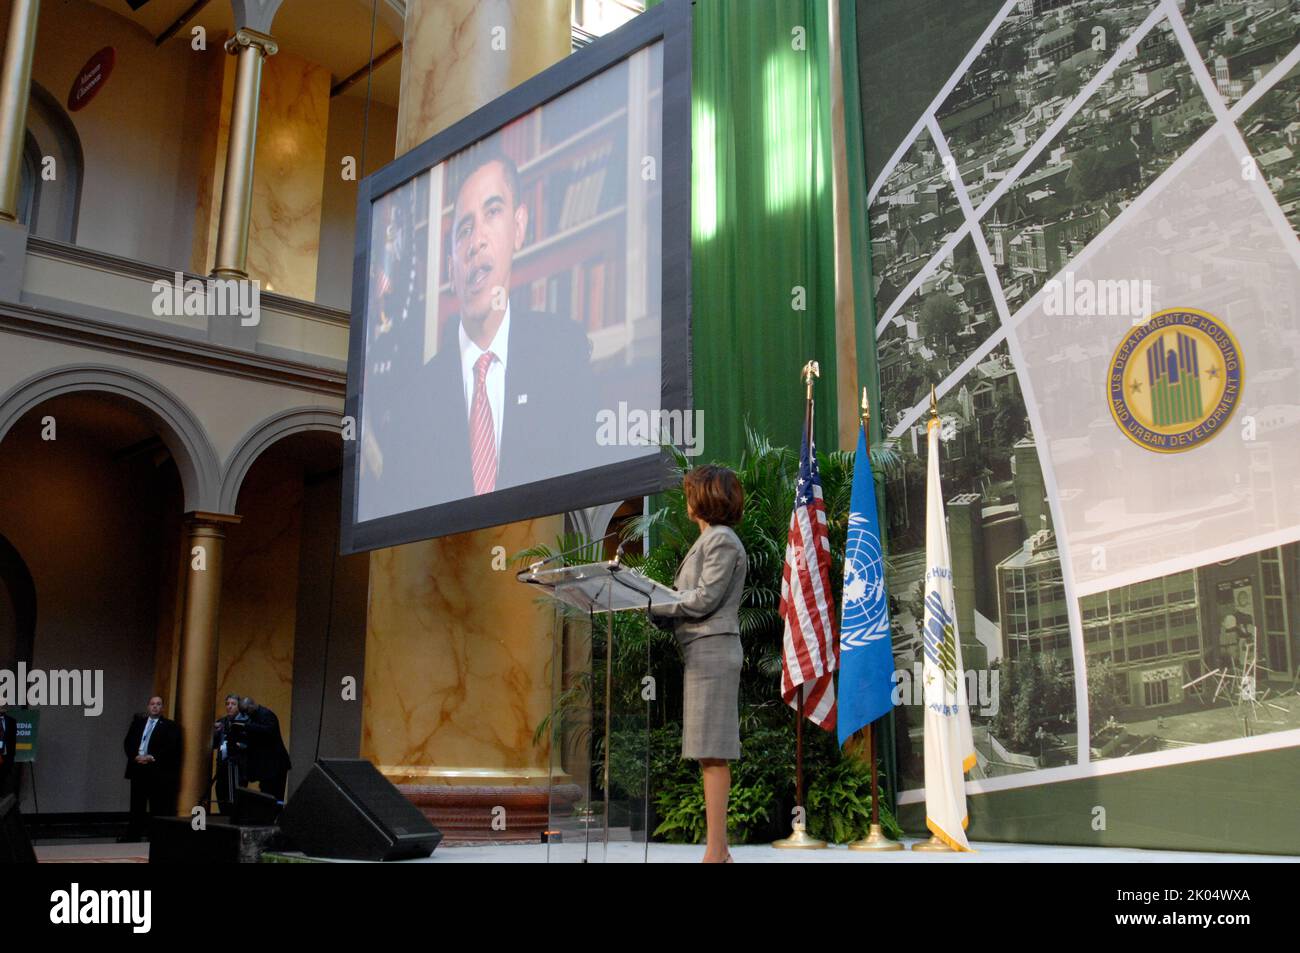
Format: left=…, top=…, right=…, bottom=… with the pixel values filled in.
left=841, top=513, right=888, bottom=649
left=1107, top=308, right=1243, bottom=454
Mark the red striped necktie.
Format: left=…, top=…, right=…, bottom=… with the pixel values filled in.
left=470, top=351, right=499, bottom=494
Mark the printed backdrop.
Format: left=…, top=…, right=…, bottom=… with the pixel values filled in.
left=858, top=0, right=1300, bottom=821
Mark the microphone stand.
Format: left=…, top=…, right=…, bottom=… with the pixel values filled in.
left=516, top=529, right=622, bottom=584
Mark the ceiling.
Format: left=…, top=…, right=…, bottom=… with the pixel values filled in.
left=85, top=0, right=405, bottom=106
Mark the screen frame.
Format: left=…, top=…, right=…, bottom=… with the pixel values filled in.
left=341, top=0, right=692, bottom=554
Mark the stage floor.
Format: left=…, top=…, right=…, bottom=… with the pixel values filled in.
left=266, top=840, right=1298, bottom=863
left=33, top=838, right=1298, bottom=863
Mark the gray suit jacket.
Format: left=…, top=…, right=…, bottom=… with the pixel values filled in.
left=653, top=524, right=748, bottom=646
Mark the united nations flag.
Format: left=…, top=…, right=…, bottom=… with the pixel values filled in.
left=837, top=420, right=894, bottom=746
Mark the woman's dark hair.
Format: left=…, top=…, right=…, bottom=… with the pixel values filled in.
left=683, top=465, right=744, bottom=527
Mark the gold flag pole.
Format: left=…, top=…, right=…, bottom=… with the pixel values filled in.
left=849, top=387, right=902, bottom=851
left=912, top=384, right=955, bottom=852
left=774, top=360, right=827, bottom=850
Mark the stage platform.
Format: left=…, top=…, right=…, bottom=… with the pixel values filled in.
left=262, top=840, right=1297, bottom=863
left=33, top=838, right=1298, bottom=863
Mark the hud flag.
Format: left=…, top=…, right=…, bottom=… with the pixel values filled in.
left=921, top=415, right=976, bottom=851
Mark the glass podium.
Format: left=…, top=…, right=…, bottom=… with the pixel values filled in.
left=519, top=560, right=679, bottom=862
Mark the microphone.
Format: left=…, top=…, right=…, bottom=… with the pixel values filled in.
left=520, top=529, right=620, bottom=578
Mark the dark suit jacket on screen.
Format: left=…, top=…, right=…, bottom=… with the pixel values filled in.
left=379, top=309, right=595, bottom=514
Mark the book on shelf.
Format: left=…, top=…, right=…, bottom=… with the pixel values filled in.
left=587, top=260, right=607, bottom=330
left=556, top=141, right=616, bottom=234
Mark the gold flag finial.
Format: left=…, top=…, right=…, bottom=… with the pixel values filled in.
left=861, top=387, right=870, bottom=424
left=802, top=360, right=820, bottom=400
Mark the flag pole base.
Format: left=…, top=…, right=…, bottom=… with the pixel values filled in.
left=910, top=834, right=955, bottom=852
left=772, top=823, right=826, bottom=850
left=848, top=823, right=903, bottom=851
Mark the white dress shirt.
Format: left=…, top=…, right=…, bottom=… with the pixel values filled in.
left=458, top=304, right=510, bottom=452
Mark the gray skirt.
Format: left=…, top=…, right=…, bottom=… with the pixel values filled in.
left=680, top=634, right=743, bottom=761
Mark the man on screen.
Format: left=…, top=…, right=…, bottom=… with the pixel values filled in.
left=385, top=144, right=595, bottom=510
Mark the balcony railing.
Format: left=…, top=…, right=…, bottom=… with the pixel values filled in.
left=9, top=237, right=350, bottom=388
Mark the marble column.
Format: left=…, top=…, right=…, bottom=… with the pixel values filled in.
left=363, top=0, right=573, bottom=840
left=175, top=513, right=241, bottom=815
left=212, top=29, right=279, bottom=281
left=0, top=0, right=37, bottom=223
left=394, top=0, right=571, bottom=155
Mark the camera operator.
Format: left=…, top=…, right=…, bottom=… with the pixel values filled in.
left=212, top=693, right=249, bottom=814
left=240, top=696, right=291, bottom=802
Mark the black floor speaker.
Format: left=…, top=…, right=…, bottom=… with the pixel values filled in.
left=148, top=816, right=241, bottom=863
left=0, top=794, right=36, bottom=863
left=233, top=786, right=281, bottom=826
left=278, top=759, right=442, bottom=861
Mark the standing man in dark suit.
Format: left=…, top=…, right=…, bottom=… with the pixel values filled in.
left=377, top=145, right=596, bottom=514
left=212, top=693, right=249, bottom=814
left=0, top=706, right=18, bottom=799
left=239, top=697, right=291, bottom=801
left=120, top=695, right=180, bottom=842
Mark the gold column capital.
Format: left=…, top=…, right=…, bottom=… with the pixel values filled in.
left=224, top=28, right=279, bottom=58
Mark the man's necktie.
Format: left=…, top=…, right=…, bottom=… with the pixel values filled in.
left=470, top=351, right=498, bottom=495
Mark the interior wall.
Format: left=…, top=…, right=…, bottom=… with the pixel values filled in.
left=190, top=41, right=332, bottom=300
left=7, top=0, right=214, bottom=269
left=215, top=446, right=304, bottom=744
left=0, top=408, right=176, bottom=813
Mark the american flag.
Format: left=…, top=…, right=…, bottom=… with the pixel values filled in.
left=779, top=423, right=838, bottom=729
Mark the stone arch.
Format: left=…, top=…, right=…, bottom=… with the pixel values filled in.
left=0, top=364, right=223, bottom=512
left=218, top=407, right=344, bottom=513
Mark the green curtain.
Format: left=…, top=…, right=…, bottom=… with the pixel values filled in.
left=650, top=0, right=898, bottom=811
left=689, top=0, right=839, bottom=461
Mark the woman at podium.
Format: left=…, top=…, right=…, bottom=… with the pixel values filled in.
left=651, top=465, right=748, bottom=863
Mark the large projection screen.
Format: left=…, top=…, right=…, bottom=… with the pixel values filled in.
left=341, top=1, right=691, bottom=553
